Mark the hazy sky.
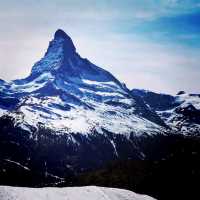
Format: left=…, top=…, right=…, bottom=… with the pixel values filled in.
left=0, top=0, right=200, bottom=94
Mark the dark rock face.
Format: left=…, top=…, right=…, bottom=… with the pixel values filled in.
left=177, top=91, right=186, bottom=95
left=54, top=29, right=76, bottom=54
left=0, top=97, right=19, bottom=109
left=131, top=89, right=178, bottom=111
left=130, top=92, right=168, bottom=128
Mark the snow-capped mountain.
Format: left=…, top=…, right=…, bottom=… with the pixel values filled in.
left=132, top=89, right=200, bottom=135
left=0, top=186, right=156, bottom=200
left=0, top=30, right=170, bottom=185
left=0, top=29, right=165, bottom=135
left=0, top=29, right=198, bottom=198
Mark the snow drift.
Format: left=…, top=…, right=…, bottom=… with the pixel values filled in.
left=0, top=186, right=155, bottom=200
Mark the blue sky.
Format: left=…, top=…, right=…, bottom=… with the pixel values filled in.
left=0, top=0, right=199, bottom=94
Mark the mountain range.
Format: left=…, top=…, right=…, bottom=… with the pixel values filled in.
left=132, top=89, right=200, bottom=135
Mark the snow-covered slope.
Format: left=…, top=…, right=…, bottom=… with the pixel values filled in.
left=0, top=186, right=155, bottom=200
left=0, top=29, right=165, bottom=136
left=132, top=89, right=200, bottom=135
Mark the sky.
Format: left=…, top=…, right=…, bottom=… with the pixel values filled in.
left=0, top=0, right=199, bottom=94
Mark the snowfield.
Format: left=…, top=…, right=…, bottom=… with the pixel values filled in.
left=0, top=186, right=156, bottom=200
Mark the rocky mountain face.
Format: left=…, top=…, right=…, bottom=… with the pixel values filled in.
left=131, top=89, right=200, bottom=135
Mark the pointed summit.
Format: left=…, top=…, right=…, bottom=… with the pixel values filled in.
left=54, top=29, right=76, bottom=53
left=31, top=29, right=76, bottom=74
left=54, top=29, right=71, bottom=40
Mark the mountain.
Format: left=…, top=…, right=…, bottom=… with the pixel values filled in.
left=0, top=186, right=156, bottom=200
left=0, top=29, right=165, bottom=134
left=0, top=29, right=170, bottom=185
left=4, top=29, right=200, bottom=192
left=0, top=29, right=199, bottom=200
left=131, top=89, right=200, bottom=135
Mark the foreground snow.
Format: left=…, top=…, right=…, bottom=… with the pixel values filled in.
left=0, top=186, right=155, bottom=200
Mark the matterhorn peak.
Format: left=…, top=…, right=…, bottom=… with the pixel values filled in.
left=54, top=29, right=71, bottom=39
left=54, top=29, right=76, bottom=53
left=30, top=29, right=77, bottom=74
